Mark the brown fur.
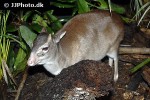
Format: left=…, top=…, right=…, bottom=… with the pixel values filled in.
left=57, top=10, right=124, bottom=64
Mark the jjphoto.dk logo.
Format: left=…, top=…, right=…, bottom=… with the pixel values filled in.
left=4, top=2, right=44, bottom=8
left=4, top=3, right=9, bottom=8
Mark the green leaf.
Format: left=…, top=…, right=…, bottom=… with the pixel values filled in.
left=111, top=3, right=125, bottom=14
left=51, top=21, right=62, bottom=32
left=20, top=25, right=37, bottom=48
left=30, top=23, right=42, bottom=33
left=22, top=11, right=33, bottom=21
left=50, top=2, right=74, bottom=8
left=14, top=45, right=26, bottom=69
left=13, top=46, right=27, bottom=75
left=45, top=11, right=62, bottom=31
left=97, top=0, right=108, bottom=9
left=13, top=58, right=27, bottom=76
left=122, top=17, right=134, bottom=23
left=46, top=27, right=53, bottom=34
left=32, top=14, right=48, bottom=27
left=45, top=11, right=58, bottom=21
left=77, top=0, right=90, bottom=14
left=7, top=24, right=18, bottom=32
left=7, top=46, right=15, bottom=72
left=0, top=69, right=2, bottom=80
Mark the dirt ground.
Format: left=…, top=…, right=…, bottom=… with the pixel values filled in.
left=0, top=23, right=150, bottom=100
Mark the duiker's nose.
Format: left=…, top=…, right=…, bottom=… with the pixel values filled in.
left=27, top=53, right=37, bottom=66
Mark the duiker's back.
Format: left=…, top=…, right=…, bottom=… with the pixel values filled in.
left=57, top=10, right=124, bottom=64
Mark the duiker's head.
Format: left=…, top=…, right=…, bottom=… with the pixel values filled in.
left=27, top=28, right=66, bottom=66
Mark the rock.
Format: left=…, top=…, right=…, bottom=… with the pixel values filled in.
left=39, top=60, right=113, bottom=100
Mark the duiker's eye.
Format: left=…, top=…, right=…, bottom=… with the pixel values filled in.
left=42, top=47, right=49, bottom=51
left=37, top=52, right=44, bottom=56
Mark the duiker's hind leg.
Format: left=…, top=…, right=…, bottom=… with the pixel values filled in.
left=107, top=49, right=119, bottom=82
left=108, top=57, right=113, bottom=67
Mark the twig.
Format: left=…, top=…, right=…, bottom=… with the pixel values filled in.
left=119, top=47, right=150, bottom=54
left=15, top=67, right=28, bottom=100
left=2, top=60, right=17, bottom=86
left=2, top=60, right=8, bottom=84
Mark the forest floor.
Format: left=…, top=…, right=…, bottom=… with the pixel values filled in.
left=0, top=23, right=150, bottom=100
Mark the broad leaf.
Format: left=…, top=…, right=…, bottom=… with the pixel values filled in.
left=97, top=0, right=108, bottom=9
left=13, top=58, right=27, bottom=76
left=45, top=11, right=62, bottom=31
left=30, top=23, right=42, bottom=33
left=7, top=24, right=18, bottom=32
left=22, top=11, right=33, bottom=21
left=77, top=0, right=90, bottom=14
left=46, top=27, right=53, bottom=34
left=7, top=46, right=15, bottom=71
left=51, top=21, right=62, bottom=32
left=20, top=25, right=37, bottom=48
left=111, top=3, right=125, bottom=14
left=13, top=46, right=27, bottom=75
left=32, top=14, right=48, bottom=27
left=45, top=11, right=59, bottom=21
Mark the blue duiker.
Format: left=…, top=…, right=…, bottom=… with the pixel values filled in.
left=27, top=10, right=124, bottom=82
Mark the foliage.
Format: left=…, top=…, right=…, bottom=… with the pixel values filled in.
left=0, top=10, right=10, bottom=82
left=20, top=25, right=37, bottom=48
left=0, top=11, right=27, bottom=88
left=131, top=0, right=150, bottom=27
left=130, top=0, right=143, bottom=20
left=130, top=0, right=150, bottom=74
left=50, top=0, right=125, bottom=15
left=137, top=2, right=150, bottom=26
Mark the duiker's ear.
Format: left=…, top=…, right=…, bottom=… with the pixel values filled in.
left=41, top=27, right=47, bottom=33
left=54, top=31, right=66, bottom=43
left=47, top=34, right=52, bottom=43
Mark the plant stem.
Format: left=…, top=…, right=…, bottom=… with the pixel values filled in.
left=130, top=58, right=150, bottom=73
